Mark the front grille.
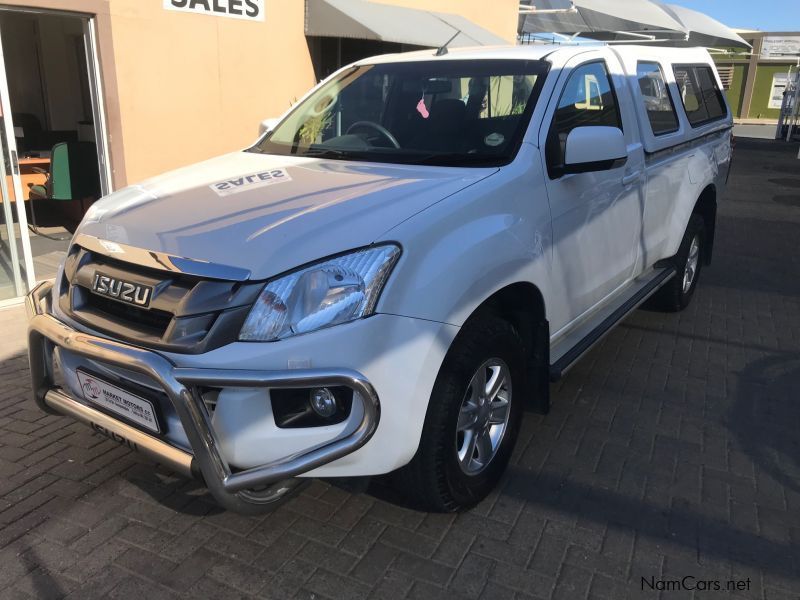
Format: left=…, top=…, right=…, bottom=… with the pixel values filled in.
left=60, top=244, right=264, bottom=354
left=85, top=292, right=173, bottom=334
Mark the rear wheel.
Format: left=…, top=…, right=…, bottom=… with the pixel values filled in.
left=395, top=313, right=527, bottom=512
left=651, top=214, right=705, bottom=312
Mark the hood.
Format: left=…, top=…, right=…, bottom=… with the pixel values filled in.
left=79, top=152, right=496, bottom=280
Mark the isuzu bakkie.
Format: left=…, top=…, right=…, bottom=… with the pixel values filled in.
left=27, top=44, right=732, bottom=513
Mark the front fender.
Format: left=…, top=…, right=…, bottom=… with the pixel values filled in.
left=377, top=145, right=554, bottom=327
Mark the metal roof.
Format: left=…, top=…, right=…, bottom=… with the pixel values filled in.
left=304, top=0, right=508, bottom=48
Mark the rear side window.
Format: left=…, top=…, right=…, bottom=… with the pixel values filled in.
left=546, top=61, right=622, bottom=177
left=636, top=62, right=678, bottom=135
left=673, top=64, right=728, bottom=127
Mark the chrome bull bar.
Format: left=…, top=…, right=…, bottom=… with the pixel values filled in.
left=26, top=281, right=380, bottom=511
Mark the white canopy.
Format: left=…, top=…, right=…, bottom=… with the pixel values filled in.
left=655, top=4, right=751, bottom=49
left=305, top=0, right=507, bottom=48
left=519, top=0, right=687, bottom=39
left=519, top=0, right=751, bottom=49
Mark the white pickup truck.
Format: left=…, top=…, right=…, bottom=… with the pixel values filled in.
left=27, top=44, right=732, bottom=513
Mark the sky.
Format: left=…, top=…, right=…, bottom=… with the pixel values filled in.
left=679, top=0, right=800, bottom=32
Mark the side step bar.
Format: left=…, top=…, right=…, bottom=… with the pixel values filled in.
left=550, top=267, right=676, bottom=381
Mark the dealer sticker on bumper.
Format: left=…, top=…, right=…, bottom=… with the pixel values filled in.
left=76, top=370, right=160, bottom=433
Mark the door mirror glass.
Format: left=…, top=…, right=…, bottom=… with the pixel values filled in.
left=563, top=126, right=626, bottom=174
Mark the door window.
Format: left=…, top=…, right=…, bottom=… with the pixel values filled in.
left=546, top=61, right=622, bottom=178
left=636, top=62, right=679, bottom=135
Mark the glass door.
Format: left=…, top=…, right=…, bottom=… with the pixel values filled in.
left=0, top=128, right=26, bottom=301
left=0, top=8, right=112, bottom=303
left=0, top=32, right=35, bottom=303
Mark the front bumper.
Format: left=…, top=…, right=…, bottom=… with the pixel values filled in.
left=26, top=281, right=380, bottom=511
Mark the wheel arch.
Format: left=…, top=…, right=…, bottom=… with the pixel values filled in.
left=693, top=184, right=717, bottom=265
left=464, top=282, right=551, bottom=415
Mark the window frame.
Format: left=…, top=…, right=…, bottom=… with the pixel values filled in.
left=636, top=60, right=680, bottom=137
left=672, top=63, right=729, bottom=128
left=545, top=59, right=624, bottom=179
left=252, top=59, right=552, bottom=168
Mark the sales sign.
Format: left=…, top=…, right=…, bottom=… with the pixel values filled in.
left=163, top=0, right=265, bottom=22
left=760, top=36, right=800, bottom=59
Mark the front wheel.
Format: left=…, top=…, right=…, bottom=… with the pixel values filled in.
left=394, top=313, right=527, bottom=512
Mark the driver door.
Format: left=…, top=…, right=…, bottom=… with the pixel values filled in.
left=539, top=52, right=645, bottom=334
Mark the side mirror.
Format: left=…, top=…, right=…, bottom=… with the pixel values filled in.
left=258, top=118, right=280, bottom=137
left=563, top=126, right=626, bottom=174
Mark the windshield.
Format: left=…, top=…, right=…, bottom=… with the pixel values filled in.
left=250, top=59, right=549, bottom=167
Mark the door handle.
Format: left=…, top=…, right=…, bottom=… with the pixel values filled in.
left=622, top=170, right=642, bottom=186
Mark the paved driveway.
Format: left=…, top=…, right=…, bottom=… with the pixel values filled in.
left=0, top=139, right=799, bottom=599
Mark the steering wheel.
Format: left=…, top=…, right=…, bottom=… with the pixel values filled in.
left=345, top=121, right=401, bottom=149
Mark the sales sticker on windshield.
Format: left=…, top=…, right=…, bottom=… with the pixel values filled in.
left=210, top=169, right=292, bottom=197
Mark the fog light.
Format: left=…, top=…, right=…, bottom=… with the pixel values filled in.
left=309, top=388, right=337, bottom=418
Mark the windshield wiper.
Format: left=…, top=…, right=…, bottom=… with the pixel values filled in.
left=299, top=147, right=353, bottom=159
left=281, top=146, right=501, bottom=167
left=409, top=153, right=501, bottom=167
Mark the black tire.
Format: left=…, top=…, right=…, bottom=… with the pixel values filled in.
left=394, top=312, right=527, bottom=512
left=650, top=213, right=705, bottom=312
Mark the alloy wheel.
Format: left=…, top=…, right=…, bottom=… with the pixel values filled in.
left=682, top=234, right=700, bottom=294
left=455, top=358, right=512, bottom=475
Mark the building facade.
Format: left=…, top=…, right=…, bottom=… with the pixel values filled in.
left=0, top=0, right=517, bottom=303
left=713, top=31, right=800, bottom=121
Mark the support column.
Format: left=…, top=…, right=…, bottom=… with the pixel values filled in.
left=740, top=35, right=762, bottom=118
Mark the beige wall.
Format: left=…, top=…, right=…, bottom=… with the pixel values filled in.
left=372, top=0, right=519, bottom=43
left=1, top=0, right=519, bottom=187
left=106, top=0, right=317, bottom=184
left=107, top=0, right=518, bottom=184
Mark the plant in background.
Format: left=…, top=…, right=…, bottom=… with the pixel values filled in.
left=494, top=100, right=528, bottom=117
left=298, top=111, right=333, bottom=144
left=508, top=100, right=528, bottom=115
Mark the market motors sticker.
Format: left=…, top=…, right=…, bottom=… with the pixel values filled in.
left=210, top=169, right=292, bottom=196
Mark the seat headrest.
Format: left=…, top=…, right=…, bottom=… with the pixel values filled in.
left=430, top=99, right=466, bottom=132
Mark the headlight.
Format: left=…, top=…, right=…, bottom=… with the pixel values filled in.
left=239, top=244, right=401, bottom=341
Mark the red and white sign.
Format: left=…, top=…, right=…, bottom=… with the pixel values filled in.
left=77, top=370, right=160, bottom=433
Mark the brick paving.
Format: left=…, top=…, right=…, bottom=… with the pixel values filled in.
left=0, top=138, right=799, bottom=599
